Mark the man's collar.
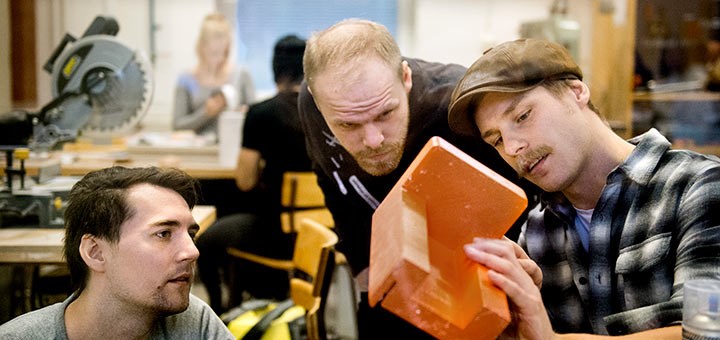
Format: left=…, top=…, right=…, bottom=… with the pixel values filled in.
left=618, top=128, right=671, bottom=185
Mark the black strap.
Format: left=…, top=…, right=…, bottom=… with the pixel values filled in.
left=241, top=299, right=296, bottom=340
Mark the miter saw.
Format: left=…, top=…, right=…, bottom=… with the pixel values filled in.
left=0, top=15, right=153, bottom=149
left=0, top=15, right=153, bottom=227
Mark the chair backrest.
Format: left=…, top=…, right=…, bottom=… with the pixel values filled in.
left=280, top=172, right=334, bottom=233
left=290, top=218, right=338, bottom=340
left=228, top=216, right=351, bottom=340
left=281, top=172, right=325, bottom=208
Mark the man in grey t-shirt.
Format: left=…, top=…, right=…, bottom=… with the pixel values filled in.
left=0, top=167, right=233, bottom=339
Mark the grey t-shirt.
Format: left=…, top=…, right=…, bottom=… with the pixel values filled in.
left=0, top=293, right=234, bottom=339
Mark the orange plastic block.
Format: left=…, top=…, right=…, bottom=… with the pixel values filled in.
left=369, top=136, right=528, bottom=339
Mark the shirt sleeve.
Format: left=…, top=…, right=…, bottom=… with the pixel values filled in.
left=675, top=164, right=720, bottom=280
left=172, top=82, right=213, bottom=131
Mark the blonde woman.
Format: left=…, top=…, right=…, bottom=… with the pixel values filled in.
left=173, top=13, right=255, bottom=138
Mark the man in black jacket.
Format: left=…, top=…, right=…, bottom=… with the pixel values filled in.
left=298, top=18, right=537, bottom=338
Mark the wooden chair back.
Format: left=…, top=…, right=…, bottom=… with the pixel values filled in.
left=226, top=217, right=340, bottom=340
left=289, top=218, right=339, bottom=340
left=280, top=172, right=334, bottom=233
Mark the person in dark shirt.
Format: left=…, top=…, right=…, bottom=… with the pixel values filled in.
left=298, top=19, right=537, bottom=339
left=195, top=35, right=310, bottom=313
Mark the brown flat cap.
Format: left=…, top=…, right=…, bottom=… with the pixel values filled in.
left=448, top=38, right=582, bottom=137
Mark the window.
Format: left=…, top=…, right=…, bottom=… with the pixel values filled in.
left=235, top=0, right=398, bottom=96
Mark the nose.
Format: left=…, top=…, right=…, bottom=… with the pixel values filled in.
left=178, top=233, right=200, bottom=262
left=503, top=136, right=527, bottom=157
left=362, top=123, right=384, bottom=149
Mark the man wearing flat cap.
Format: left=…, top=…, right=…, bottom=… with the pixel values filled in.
left=450, top=38, right=720, bottom=338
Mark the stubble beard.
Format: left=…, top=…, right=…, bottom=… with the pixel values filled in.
left=152, top=288, right=191, bottom=317
left=355, top=141, right=404, bottom=176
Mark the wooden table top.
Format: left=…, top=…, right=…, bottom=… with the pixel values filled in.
left=633, top=90, right=720, bottom=102
left=58, top=156, right=236, bottom=179
left=0, top=205, right=216, bottom=264
left=2, top=149, right=236, bottom=180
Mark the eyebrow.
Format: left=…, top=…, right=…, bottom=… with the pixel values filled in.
left=153, top=219, right=200, bottom=232
left=479, top=93, right=527, bottom=141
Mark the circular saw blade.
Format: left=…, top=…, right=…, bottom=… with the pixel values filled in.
left=51, top=35, right=153, bottom=138
left=82, top=52, right=152, bottom=134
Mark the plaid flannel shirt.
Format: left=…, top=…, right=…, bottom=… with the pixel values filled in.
left=519, top=129, right=720, bottom=335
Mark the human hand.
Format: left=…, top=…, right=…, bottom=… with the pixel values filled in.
left=464, top=237, right=555, bottom=340
left=502, top=236, right=542, bottom=289
left=204, top=93, right=227, bottom=117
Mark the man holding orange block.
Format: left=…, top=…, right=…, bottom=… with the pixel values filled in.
left=449, top=38, right=720, bottom=338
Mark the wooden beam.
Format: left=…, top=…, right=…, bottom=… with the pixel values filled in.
left=590, top=0, right=637, bottom=139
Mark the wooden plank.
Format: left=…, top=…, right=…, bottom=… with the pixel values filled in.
left=3, top=156, right=236, bottom=179
left=57, top=155, right=235, bottom=179
left=0, top=228, right=65, bottom=264
left=590, top=0, right=637, bottom=139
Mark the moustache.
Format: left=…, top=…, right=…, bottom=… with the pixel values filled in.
left=516, top=145, right=552, bottom=177
left=355, top=144, right=397, bottom=159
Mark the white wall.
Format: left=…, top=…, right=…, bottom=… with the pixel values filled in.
left=398, top=0, right=594, bottom=79
left=27, top=0, right=598, bottom=132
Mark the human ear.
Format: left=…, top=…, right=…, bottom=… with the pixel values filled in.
left=79, top=234, right=107, bottom=273
left=401, top=60, right=413, bottom=94
left=568, top=80, right=590, bottom=106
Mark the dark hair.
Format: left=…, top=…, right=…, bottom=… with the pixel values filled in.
left=272, top=34, right=306, bottom=85
left=63, top=166, right=200, bottom=293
